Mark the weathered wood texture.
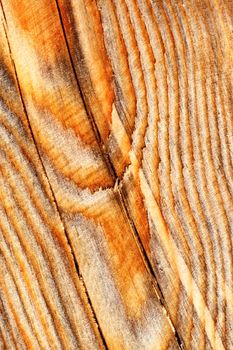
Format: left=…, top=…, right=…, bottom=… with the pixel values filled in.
left=0, top=0, right=232, bottom=349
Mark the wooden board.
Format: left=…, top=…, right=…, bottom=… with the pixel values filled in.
left=0, top=0, right=232, bottom=349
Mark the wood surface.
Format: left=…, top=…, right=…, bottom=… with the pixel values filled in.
left=0, top=0, right=232, bottom=349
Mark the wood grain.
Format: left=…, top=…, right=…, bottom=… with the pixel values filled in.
left=0, top=9, right=104, bottom=350
left=0, top=0, right=232, bottom=349
left=0, top=0, right=179, bottom=349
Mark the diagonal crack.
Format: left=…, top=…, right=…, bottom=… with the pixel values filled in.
left=55, top=0, right=185, bottom=349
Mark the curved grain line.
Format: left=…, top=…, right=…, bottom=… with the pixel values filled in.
left=0, top=256, right=40, bottom=349
left=0, top=233, right=57, bottom=349
left=0, top=178, right=79, bottom=348
left=0, top=294, right=24, bottom=349
left=150, top=1, right=197, bottom=344
left=171, top=1, right=219, bottom=347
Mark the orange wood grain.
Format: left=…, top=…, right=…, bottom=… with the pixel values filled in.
left=0, top=0, right=232, bottom=349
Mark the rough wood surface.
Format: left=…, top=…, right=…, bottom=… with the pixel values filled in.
left=0, top=0, right=232, bottom=349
